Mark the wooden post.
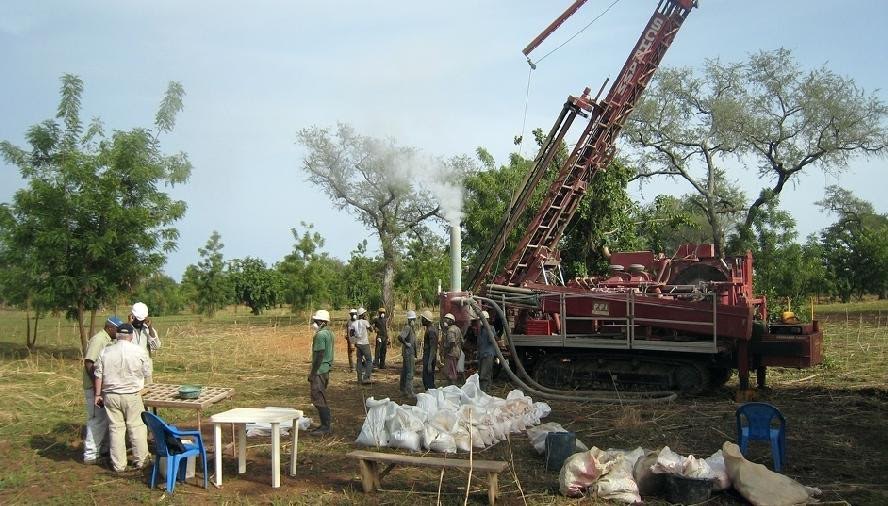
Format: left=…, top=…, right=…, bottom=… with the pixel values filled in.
left=487, top=472, right=498, bottom=505
left=358, top=459, right=376, bottom=493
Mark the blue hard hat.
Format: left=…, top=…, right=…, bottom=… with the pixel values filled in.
left=106, top=316, right=123, bottom=328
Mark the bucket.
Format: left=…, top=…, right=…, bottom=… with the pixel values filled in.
left=544, top=431, right=575, bottom=472
left=664, top=474, right=712, bottom=504
left=158, top=438, right=196, bottom=479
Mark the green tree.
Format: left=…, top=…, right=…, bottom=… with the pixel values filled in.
left=397, top=228, right=449, bottom=309
left=463, top=130, right=565, bottom=287
left=296, top=124, right=465, bottom=316
left=632, top=195, right=701, bottom=255
left=229, top=257, right=285, bottom=315
left=277, top=223, right=345, bottom=310
left=0, top=74, right=190, bottom=351
left=341, top=240, right=383, bottom=310
left=133, top=274, right=185, bottom=316
left=626, top=49, right=887, bottom=255
left=186, top=231, right=232, bottom=317
left=561, top=159, right=644, bottom=277
left=818, top=186, right=888, bottom=301
left=730, top=200, right=827, bottom=315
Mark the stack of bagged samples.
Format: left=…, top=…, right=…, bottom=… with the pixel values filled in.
left=356, top=374, right=551, bottom=453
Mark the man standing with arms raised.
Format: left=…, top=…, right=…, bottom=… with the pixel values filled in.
left=308, top=309, right=334, bottom=435
left=130, top=302, right=161, bottom=382
left=345, top=308, right=357, bottom=372
left=373, top=307, right=389, bottom=369
left=93, top=324, right=151, bottom=473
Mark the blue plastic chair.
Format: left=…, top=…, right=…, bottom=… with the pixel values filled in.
left=735, top=402, right=786, bottom=472
left=141, top=411, right=208, bottom=493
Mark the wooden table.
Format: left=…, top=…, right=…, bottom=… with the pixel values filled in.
left=141, top=383, right=235, bottom=431
left=208, top=407, right=303, bottom=489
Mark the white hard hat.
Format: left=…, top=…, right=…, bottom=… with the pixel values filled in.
left=406, top=310, right=417, bottom=320
left=357, top=307, right=367, bottom=316
left=481, top=310, right=490, bottom=319
left=312, top=309, right=330, bottom=322
left=420, top=310, right=434, bottom=322
left=349, top=308, right=357, bottom=314
left=132, top=302, right=149, bottom=321
left=443, top=313, right=455, bottom=321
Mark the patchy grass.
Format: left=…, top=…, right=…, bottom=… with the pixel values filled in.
left=0, top=304, right=886, bottom=504
left=816, top=299, right=888, bottom=317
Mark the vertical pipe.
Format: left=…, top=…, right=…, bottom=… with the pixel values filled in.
left=450, top=222, right=461, bottom=292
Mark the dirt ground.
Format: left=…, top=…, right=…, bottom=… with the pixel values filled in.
left=0, top=311, right=886, bottom=505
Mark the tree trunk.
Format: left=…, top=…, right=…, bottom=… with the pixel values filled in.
left=25, top=308, right=36, bottom=352
left=77, top=299, right=88, bottom=354
left=381, top=237, right=397, bottom=319
left=88, top=309, right=97, bottom=338
left=705, top=197, right=725, bottom=259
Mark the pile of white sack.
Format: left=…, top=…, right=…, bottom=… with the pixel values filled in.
left=355, top=374, right=551, bottom=453
left=560, top=441, right=821, bottom=505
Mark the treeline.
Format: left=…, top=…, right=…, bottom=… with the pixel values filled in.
left=137, top=224, right=449, bottom=317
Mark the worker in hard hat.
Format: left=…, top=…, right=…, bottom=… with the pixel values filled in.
left=420, top=310, right=439, bottom=390
left=373, top=307, right=389, bottom=369
left=353, top=307, right=373, bottom=384
left=441, top=313, right=463, bottom=385
left=477, top=310, right=497, bottom=392
left=308, top=309, right=334, bottom=435
left=398, top=310, right=418, bottom=398
left=345, top=309, right=358, bottom=372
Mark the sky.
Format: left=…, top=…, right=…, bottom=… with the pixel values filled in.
left=1, top=0, right=885, bottom=280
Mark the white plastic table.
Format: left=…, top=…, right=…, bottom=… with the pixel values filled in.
left=208, top=407, right=303, bottom=488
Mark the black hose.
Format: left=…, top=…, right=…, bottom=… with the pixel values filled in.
left=467, top=296, right=677, bottom=403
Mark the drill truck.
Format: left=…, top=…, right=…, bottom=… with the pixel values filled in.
left=442, top=0, right=823, bottom=394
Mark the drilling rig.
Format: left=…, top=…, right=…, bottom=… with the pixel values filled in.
left=442, top=0, right=823, bottom=394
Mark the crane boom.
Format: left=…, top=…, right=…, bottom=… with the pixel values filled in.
left=471, top=0, right=695, bottom=290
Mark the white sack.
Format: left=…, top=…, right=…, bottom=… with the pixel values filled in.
left=415, top=392, right=438, bottom=414
left=390, top=429, right=422, bottom=452
left=651, top=446, right=686, bottom=474
left=423, top=425, right=457, bottom=453
left=723, top=441, right=820, bottom=506
left=558, top=447, right=641, bottom=503
left=705, top=450, right=731, bottom=491
left=559, top=448, right=607, bottom=498
left=355, top=397, right=396, bottom=447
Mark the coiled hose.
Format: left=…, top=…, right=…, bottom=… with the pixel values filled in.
left=466, top=295, right=677, bottom=403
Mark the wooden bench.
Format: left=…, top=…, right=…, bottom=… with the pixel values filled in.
left=347, top=450, right=509, bottom=505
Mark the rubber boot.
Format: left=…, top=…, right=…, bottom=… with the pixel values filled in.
left=310, top=407, right=332, bottom=436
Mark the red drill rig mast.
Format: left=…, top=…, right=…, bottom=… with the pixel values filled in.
left=472, top=0, right=695, bottom=290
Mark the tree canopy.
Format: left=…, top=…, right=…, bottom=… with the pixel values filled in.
left=625, top=48, right=888, bottom=256
left=296, top=123, right=472, bottom=315
left=0, top=74, right=190, bottom=350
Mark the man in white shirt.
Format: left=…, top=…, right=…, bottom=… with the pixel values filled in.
left=94, top=323, right=151, bottom=473
left=352, top=307, right=373, bottom=384
left=129, top=302, right=160, bottom=383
